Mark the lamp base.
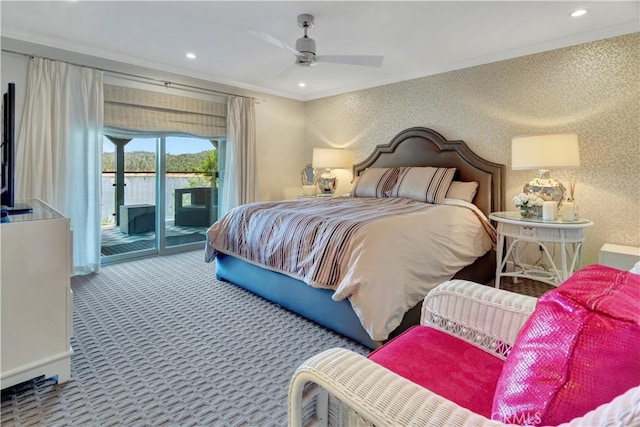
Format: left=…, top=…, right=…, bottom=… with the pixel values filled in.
left=317, top=169, right=337, bottom=195
left=523, top=169, right=566, bottom=209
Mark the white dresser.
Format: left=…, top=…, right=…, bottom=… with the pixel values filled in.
left=1, top=199, right=73, bottom=389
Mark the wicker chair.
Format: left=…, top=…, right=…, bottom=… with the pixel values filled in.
left=289, top=278, right=640, bottom=427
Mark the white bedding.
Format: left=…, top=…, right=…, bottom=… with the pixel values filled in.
left=332, top=199, right=493, bottom=340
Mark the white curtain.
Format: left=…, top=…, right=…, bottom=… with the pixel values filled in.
left=16, top=57, right=104, bottom=275
left=221, top=96, right=256, bottom=214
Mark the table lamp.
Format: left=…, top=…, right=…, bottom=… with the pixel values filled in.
left=312, top=148, right=344, bottom=195
left=511, top=133, right=580, bottom=207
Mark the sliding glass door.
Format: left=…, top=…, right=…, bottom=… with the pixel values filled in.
left=163, top=137, right=219, bottom=249
left=101, top=135, right=220, bottom=263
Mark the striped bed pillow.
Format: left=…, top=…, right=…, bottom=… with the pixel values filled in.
left=351, top=167, right=401, bottom=198
left=388, top=166, right=456, bottom=204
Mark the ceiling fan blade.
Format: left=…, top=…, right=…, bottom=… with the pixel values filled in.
left=247, top=30, right=300, bottom=56
left=315, top=55, right=384, bottom=67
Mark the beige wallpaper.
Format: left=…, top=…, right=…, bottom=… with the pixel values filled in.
left=304, top=33, right=640, bottom=265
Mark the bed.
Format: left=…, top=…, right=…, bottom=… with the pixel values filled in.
left=205, top=127, right=505, bottom=349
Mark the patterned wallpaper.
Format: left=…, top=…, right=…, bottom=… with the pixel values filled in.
left=304, top=33, right=640, bottom=265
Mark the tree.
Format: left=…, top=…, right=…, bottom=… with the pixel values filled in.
left=188, top=149, right=218, bottom=187
left=101, top=148, right=217, bottom=186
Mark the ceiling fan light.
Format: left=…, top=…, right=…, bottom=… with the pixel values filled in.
left=295, top=52, right=316, bottom=66
left=295, top=37, right=316, bottom=54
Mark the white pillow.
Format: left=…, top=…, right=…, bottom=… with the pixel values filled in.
left=445, top=181, right=479, bottom=203
left=351, top=167, right=400, bottom=198
left=388, top=167, right=456, bottom=204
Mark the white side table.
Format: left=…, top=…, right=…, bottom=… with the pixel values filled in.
left=489, top=211, right=593, bottom=289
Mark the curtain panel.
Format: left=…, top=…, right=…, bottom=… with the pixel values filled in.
left=103, top=84, right=227, bottom=138
left=221, top=96, right=256, bottom=214
left=16, top=57, right=104, bottom=275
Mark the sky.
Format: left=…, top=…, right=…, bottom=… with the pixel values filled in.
left=103, top=136, right=215, bottom=154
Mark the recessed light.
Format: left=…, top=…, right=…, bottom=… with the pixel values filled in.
left=570, top=9, right=588, bottom=18
left=298, top=82, right=306, bottom=88
left=186, top=52, right=197, bottom=59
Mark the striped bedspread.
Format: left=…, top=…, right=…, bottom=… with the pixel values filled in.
left=206, top=196, right=495, bottom=340
left=205, top=197, right=434, bottom=289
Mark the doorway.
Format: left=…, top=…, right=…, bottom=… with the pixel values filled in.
left=101, top=135, right=220, bottom=263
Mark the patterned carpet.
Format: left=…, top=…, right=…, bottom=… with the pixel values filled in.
left=489, top=276, right=554, bottom=298
left=1, top=250, right=368, bottom=426
left=1, top=251, right=551, bottom=426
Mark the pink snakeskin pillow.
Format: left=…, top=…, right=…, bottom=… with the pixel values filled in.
left=492, top=265, right=640, bottom=425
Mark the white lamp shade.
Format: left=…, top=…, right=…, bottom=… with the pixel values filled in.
left=511, top=134, right=580, bottom=170
left=312, top=148, right=344, bottom=169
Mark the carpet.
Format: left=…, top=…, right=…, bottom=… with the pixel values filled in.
left=1, top=250, right=368, bottom=426
left=490, top=276, right=554, bottom=298
left=0, top=251, right=550, bottom=426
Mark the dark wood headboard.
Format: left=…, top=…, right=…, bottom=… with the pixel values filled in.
left=352, top=127, right=505, bottom=216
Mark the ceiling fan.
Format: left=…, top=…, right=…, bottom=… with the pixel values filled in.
left=249, top=14, right=384, bottom=74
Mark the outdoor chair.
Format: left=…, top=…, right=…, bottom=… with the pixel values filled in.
left=174, top=187, right=217, bottom=227
left=289, top=264, right=640, bottom=427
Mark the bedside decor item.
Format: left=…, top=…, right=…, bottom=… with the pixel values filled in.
left=513, top=192, right=543, bottom=218
left=301, top=186, right=317, bottom=196
left=560, top=179, right=578, bottom=221
left=542, top=200, right=557, bottom=220
left=511, top=134, right=580, bottom=207
left=312, top=148, right=344, bottom=195
left=300, top=163, right=317, bottom=196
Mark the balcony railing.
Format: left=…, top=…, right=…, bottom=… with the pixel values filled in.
left=101, top=172, right=217, bottom=227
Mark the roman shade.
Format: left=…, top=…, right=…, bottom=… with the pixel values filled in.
left=103, top=84, right=227, bottom=138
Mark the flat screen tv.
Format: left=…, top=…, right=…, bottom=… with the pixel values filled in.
left=1, top=82, right=31, bottom=215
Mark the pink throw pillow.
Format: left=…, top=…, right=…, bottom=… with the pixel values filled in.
left=492, top=265, right=640, bottom=425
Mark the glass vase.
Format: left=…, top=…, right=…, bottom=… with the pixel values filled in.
left=520, top=206, right=533, bottom=218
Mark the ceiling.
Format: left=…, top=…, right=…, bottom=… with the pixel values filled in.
left=1, top=1, right=638, bottom=101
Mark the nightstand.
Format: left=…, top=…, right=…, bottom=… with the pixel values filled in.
left=489, top=211, right=593, bottom=289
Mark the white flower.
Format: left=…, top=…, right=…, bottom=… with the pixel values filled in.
left=513, top=192, right=543, bottom=208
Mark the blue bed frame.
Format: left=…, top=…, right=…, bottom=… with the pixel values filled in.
left=213, top=127, right=505, bottom=349
left=216, top=253, right=380, bottom=348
